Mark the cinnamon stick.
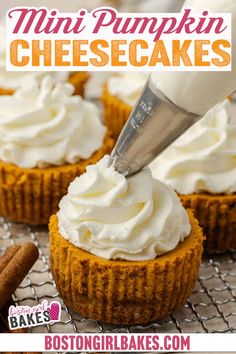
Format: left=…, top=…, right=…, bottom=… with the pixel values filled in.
left=0, top=245, right=21, bottom=273
left=0, top=242, right=39, bottom=310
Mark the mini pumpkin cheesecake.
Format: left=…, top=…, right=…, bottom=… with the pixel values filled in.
left=50, top=156, right=204, bottom=324
left=0, top=77, right=113, bottom=224
left=150, top=100, right=236, bottom=252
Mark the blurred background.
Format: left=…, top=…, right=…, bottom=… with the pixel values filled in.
left=0, top=0, right=184, bottom=16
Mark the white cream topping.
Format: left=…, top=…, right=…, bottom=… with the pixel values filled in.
left=107, top=72, right=149, bottom=106
left=150, top=101, right=236, bottom=194
left=0, top=76, right=106, bottom=168
left=58, top=155, right=191, bottom=261
left=0, top=24, right=69, bottom=90
left=151, top=0, right=236, bottom=115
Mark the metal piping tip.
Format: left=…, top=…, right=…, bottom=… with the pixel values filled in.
left=109, top=151, right=130, bottom=177
left=111, top=76, right=201, bottom=177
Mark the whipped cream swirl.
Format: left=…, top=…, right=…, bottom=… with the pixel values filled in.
left=150, top=101, right=236, bottom=194
left=107, top=72, right=149, bottom=106
left=58, top=155, right=191, bottom=261
left=0, top=76, right=106, bottom=168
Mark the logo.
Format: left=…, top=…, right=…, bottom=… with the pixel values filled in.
left=8, top=300, right=61, bottom=330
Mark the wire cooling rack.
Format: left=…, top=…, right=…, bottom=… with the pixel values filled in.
left=0, top=216, right=236, bottom=336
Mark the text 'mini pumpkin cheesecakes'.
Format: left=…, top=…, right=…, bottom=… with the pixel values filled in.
left=0, top=76, right=113, bottom=224
left=101, top=72, right=149, bottom=137
left=50, top=155, right=204, bottom=325
left=150, top=100, right=236, bottom=251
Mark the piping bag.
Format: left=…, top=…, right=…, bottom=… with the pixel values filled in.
left=111, top=0, right=236, bottom=177
left=110, top=73, right=236, bottom=177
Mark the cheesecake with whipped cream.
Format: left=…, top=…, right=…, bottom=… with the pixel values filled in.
left=150, top=101, right=236, bottom=251
left=50, top=155, right=204, bottom=324
left=0, top=77, right=113, bottom=224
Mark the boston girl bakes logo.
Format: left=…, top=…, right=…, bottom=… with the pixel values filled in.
left=8, top=300, right=61, bottom=329
left=5, top=6, right=232, bottom=71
